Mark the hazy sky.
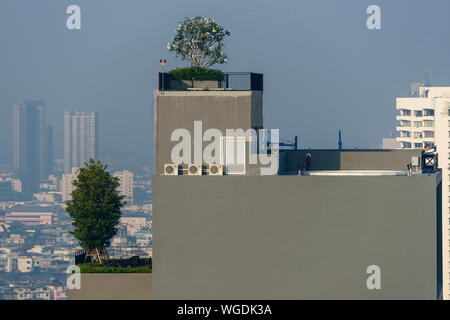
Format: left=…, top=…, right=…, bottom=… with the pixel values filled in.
left=2, top=0, right=450, bottom=165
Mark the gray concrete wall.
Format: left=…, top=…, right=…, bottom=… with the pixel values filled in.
left=153, top=175, right=440, bottom=299
left=340, top=149, right=423, bottom=171
left=67, top=274, right=152, bottom=300
left=279, top=150, right=341, bottom=173
left=155, top=91, right=263, bottom=175
left=279, top=149, right=424, bottom=174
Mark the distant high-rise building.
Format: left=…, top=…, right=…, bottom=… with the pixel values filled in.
left=13, top=104, right=40, bottom=194
left=114, top=170, right=134, bottom=203
left=61, top=167, right=79, bottom=202
left=24, top=101, right=49, bottom=180
left=64, top=110, right=98, bottom=173
left=47, top=125, right=53, bottom=175
left=13, top=101, right=50, bottom=194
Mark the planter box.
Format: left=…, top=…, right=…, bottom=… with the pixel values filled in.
left=66, top=273, right=152, bottom=300
left=168, top=79, right=219, bottom=89
left=191, top=80, right=219, bottom=89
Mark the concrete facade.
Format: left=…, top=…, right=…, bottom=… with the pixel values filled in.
left=154, top=90, right=263, bottom=175
left=153, top=174, right=441, bottom=300
left=279, top=149, right=424, bottom=174
left=67, top=274, right=152, bottom=300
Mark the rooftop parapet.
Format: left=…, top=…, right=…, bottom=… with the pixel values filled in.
left=158, top=72, right=263, bottom=91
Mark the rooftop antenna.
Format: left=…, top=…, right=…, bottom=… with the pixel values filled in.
left=338, top=130, right=342, bottom=151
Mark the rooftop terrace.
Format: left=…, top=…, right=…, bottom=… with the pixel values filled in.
left=158, top=72, right=263, bottom=91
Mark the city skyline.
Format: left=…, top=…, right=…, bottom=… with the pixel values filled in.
left=0, top=0, right=450, bottom=303
left=3, top=1, right=450, bottom=166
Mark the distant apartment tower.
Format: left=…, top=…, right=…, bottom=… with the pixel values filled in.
left=47, top=125, right=53, bottom=175
left=13, top=101, right=51, bottom=193
left=61, top=167, right=79, bottom=202
left=64, top=111, right=98, bottom=173
left=114, top=170, right=134, bottom=201
left=113, top=170, right=134, bottom=203
left=396, top=86, right=450, bottom=299
left=23, top=101, right=50, bottom=179
left=13, top=104, right=39, bottom=194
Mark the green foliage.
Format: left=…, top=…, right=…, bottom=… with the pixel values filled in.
left=77, top=257, right=152, bottom=273
left=167, top=16, right=231, bottom=68
left=78, top=264, right=151, bottom=273
left=66, top=159, right=125, bottom=251
left=169, top=67, right=224, bottom=81
left=106, top=258, right=152, bottom=266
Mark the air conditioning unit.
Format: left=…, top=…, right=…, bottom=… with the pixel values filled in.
left=164, top=164, right=179, bottom=175
left=187, top=164, right=202, bottom=176
left=208, top=164, right=223, bottom=176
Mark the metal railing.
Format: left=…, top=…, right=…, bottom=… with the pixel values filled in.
left=74, top=249, right=86, bottom=264
left=74, top=246, right=151, bottom=263
left=158, top=72, right=263, bottom=91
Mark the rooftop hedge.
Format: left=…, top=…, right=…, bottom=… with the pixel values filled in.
left=78, top=264, right=151, bottom=273
left=77, top=257, right=152, bottom=273
left=169, top=67, right=224, bottom=81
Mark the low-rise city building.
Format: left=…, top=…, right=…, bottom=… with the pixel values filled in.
left=5, top=212, right=53, bottom=225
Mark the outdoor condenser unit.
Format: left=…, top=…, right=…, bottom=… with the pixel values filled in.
left=187, top=164, right=202, bottom=176
left=164, top=164, right=179, bottom=175
left=208, top=164, right=223, bottom=176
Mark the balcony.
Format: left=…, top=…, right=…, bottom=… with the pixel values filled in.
left=398, top=109, right=411, bottom=117
left=158, top=72, right=263, bottom=91
left=397, top=122, right=412, bottom=128
left=396, top=127, right=411, bottom=133
left=396, top=115, right=412, bottom=121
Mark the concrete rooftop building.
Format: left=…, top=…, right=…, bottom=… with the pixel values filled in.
left=154, top=73, right=263, bottom=175
left=151, top=74, right=442, bottom=299
left=69, top=73, right=443, bottom=300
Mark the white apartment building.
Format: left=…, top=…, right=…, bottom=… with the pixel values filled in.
left=61, top=167, right=79, bottom=202
left=396, top=86, right=450, bottom=299
left=64, top=110, right=98, bottom=173
left=114, top=170, right=134, bottom=203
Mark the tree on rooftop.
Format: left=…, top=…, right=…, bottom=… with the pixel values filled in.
left=66, top=159, right=125, bottom=263
left=167, top=16, right=231, bottom=68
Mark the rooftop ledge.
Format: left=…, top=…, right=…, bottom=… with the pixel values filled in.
left=302, top=170, right=439, bottom=177
left=158, top=72, right=263, bottom=91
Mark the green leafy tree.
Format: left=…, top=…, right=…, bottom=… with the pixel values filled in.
left=66, top=159, right=125, bottom=263
left=167, top=16, right=231, bottom=68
